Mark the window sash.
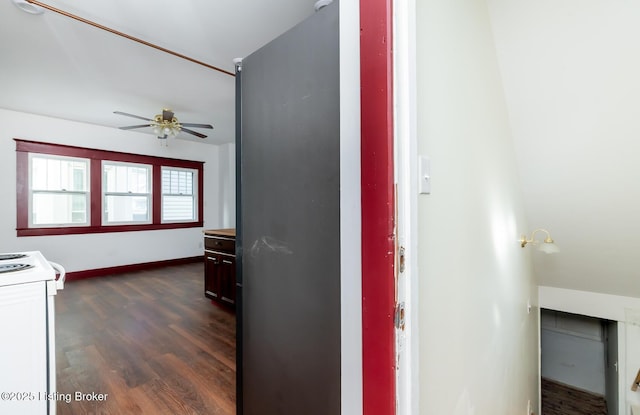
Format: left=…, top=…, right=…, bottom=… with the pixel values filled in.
left=103, top=194, right=151, bottom=225
left=28, top=153, right=90, bottom=227
left=161, top=167, right=197, bottom=223
left=102, top=161, right=152, bottom=225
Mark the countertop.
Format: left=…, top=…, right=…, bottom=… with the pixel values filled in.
left=203, top=228, right=236, bottom=238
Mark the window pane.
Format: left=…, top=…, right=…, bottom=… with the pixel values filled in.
left=162, top=169, right=193, bottom=195
left=162, top=195, right=195, bottom=221
left=31, top=157, right=47, bottom=190
left=161, top=168, right=196, bottom=223
left=104, top=164, right=150, bottom=193
left=33, top=193, right=87, bottom=225
left=104, top=195, right=150, bottom=223
left=32, top=156, right=87, bottom=191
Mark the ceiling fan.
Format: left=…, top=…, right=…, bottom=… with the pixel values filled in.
left=114, top=109, right=213, bottom=139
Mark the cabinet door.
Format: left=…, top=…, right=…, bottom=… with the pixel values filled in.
left=204, top=253, right=220, bottom=300
left=219, top=256, right=236, bottom=305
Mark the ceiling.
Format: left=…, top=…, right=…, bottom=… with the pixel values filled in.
left=488, top=0, right=640, bottom=298
left=2, top=0, right=639, bottom=299
left=0, top=0, right=316, bottom=144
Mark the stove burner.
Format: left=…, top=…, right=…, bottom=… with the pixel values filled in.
left=0, top=263, right=33, bottom=273
left=0, top=254, right=28, bottom=261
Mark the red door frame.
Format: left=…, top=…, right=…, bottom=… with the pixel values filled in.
left=360, top=0, right=396, bottom=414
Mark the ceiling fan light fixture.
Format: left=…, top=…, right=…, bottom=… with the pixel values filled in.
left=151, top=112, right=180, bottom=138
left=11, top=0, right=45, bottom=15
left=115, top=109, right=212, bottom=140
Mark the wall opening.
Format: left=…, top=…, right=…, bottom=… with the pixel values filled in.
left=541, top=308, right=618, bottom=415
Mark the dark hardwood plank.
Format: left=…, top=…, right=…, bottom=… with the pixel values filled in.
left=55, top=262, right=236, bottom=415
left=542, top=377, right=607, bottom=415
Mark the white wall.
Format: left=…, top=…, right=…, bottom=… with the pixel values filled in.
left=415, top=0, right=539, bottom=413
left=218, top=142, right=236, bottom=228
left=0, top=108, right=235, bottom=273
left=487, top=0, right=640, bottom=300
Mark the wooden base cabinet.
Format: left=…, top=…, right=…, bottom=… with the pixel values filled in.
left=204, top=230, right=236, bottom=307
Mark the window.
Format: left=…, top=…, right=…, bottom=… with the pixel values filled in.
left=16, top=140, right=204, bottom=236
left=162, top=167, right=197, bottom=222
left=103, top=162, right=152, bottom=224
left=30, top=154, right=89, bottom=227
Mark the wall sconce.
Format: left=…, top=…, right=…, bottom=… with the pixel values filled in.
left=520, top=229, right=559, bottom=254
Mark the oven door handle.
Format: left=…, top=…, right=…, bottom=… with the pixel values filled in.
left=48, top=261, right=66, bottom=290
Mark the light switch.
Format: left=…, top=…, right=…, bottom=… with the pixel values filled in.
left=418, top=155, right=431, bottom=194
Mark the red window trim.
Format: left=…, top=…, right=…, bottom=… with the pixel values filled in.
left=15, top=139, right=204, bottom=237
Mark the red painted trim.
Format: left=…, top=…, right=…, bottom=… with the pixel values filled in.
left=14, top=139, right=204, bottom=236
left=360, top=0, right=396, bottom=414
left=14, top=139, right=203, bottom=168
left=90, top=159, right=102, bottom=227
left=152, top=165, right=162, bottom=224
left=198, top=167, right=204, bottom=222
left=16, top=150, right=28, bottom=230
left=16, top=221, right=204, bottom=237
left=65, top=255, right=203, bottom=281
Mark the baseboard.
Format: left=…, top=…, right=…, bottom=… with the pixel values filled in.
left=65, top=256, right=204, bottom=281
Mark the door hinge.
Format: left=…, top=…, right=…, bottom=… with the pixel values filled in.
left=398, top=246, right=406, bottom=274
left=394, top=302, right=405, bottom=331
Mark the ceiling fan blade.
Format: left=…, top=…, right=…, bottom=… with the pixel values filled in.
left=180, top=127, right=207, bottom=139
left=162, top=109, right=175, bottom=121
left=114, top=111, right=153, bottom=122
left=180, top=122, right=213, bottom=129
left=118, top=124, right=153, bottom=130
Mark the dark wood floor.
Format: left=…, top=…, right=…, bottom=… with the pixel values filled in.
left=542, top=377, right=607, bottom=415
left=55, top=262, right=236, bottom=415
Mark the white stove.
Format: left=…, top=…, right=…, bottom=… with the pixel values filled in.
left=0, top=251, right=65, bottom=415
left=0, top=251, right=64, bottom=288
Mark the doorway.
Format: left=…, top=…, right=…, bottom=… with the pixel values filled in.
left=540, top=308, right=619, bottom=415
